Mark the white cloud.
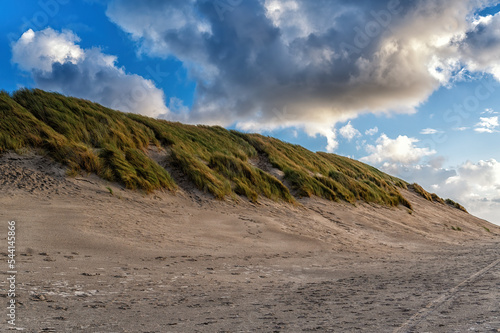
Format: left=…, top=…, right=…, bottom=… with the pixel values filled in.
left=365, top=127, right=379, bottom=136
left=356, top=139, right=367, bottom=151
left=263, top=0, right=349, bottom=44
left=357, top=128, right=500, bottom=225
left=453, top=126, right=470, bottom=131
left=12, top=29, right=84, bottom=72
left=384, top=159, right=500, bottom=225
left=420, top=128, right=443, bottom=135
left=339, top=121, right=361, bottom=141
left=303, top=123, right=338, bottom=153
left=474, top=116, right=499, bottom=133
left=167, top=97, right=189, bottom=114
left=481, top=108, right=498, bottom=115
left=106, top=0, right=211, bottom=62
left=361, top=134, right=436, bottom=164
left=11, top=28, right=169, bottom=118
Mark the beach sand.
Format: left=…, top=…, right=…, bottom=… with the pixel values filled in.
left=1, top=152, right=499, bottom=332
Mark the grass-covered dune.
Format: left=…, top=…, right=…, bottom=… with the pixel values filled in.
left=0, top=89, right=465, bottom=211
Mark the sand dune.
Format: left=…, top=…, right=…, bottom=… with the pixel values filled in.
left=1, top=152, right=499, bottom=332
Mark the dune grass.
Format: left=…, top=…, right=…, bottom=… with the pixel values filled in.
left=408, top=183, right=459, bottom=210
left=7, top=89, right=175, bottom=192
left=410, top=183, right=434, bottom=202
left=209, top=152, right=293, bottom=203
left=445, top=199, right=468, bottom=213
left=0, top=88, right=467, bottom=211
left=125, top=114, right=295, bottom=201
left=237, top=133, right=412, bottom=208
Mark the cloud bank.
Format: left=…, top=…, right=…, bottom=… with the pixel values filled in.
left=9, top=1, right=500, bottom=151
left=396, top=159, right=500, bottom=225
left=11, top=28, right=169, bottom=117
left=361, top=132, right=500, bottom=225
left=102, top=0, right=500, bottom=150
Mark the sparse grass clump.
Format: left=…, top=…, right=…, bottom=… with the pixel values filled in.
left=431, top=193, right=445, bottom=204
left=285, top=168, right=337, bottom=200
left=99, top=146, right=176, bottom=192
left=411, top=183, right=433, bottom=201
left=445, top=199, right=468, bottom=213
left=410, top=183, right=467, bottom=212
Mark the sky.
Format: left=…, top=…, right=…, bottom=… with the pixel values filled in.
left=2, top=0, right=500, bottom=224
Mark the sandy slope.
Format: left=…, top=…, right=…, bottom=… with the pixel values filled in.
left=1, top=152, right=499, bottom=332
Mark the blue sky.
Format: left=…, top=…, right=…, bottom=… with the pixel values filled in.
left=2, top=0, right=500, bottom=224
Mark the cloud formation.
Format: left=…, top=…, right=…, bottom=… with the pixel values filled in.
left=9, top=1, right=500, bottom=151
left=420, top=128, right=443, bottom=135
left=103, top=0, right=500, bottom=150
left=449, top=159, right=500, bottom=223
left=474, top=116, right=499, bottom=132
left=11, top=28, right=169, bottom=117
left=361, top=134, right=436, bottom=164
left=481, top=108, right=498, bottom=115
left=365, top=127, right=379, bottom=136
left=339, top=121, right=361, bottom=141
left=383, top=159, right=500, bottom=225
left=360, top=133, right=500, bottom=224
left=458, top=11, right=500, bottom=80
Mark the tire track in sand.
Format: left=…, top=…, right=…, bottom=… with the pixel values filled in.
left=394, top=257, right=500, bottom=333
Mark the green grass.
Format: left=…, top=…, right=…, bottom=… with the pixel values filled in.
left=106, top=186, right=114, bottom=195
left=236, top=133, right=412, bottom=208
left=411, top=183, right=433, bottom=201
left=209, top=152, right=293, bottom=203
left=445, top=199, right=468, bottom=213
left=0, top=88, right=467, bottom=211
left=1, top=89, right=175, bottom=192
left=410, top=183, right=447, bottom=205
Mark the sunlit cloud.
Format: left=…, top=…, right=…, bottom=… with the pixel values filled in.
left=11, top=28, right=169, bottom=118
left=339, top=121, right=361, bottom=141
left=474, top=116, right=499, bottom=133
left=361, top=134, right=436, bottom=164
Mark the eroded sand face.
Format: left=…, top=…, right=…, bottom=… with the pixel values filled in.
left=1, top=153, right=499, bottom=332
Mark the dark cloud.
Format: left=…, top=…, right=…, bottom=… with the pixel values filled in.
left=458, top=11, right=500, bottom=77
left=105, top=0, right=500, bottom=151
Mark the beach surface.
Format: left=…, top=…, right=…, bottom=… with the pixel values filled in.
left=1, top=152, right=499, bottom=332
